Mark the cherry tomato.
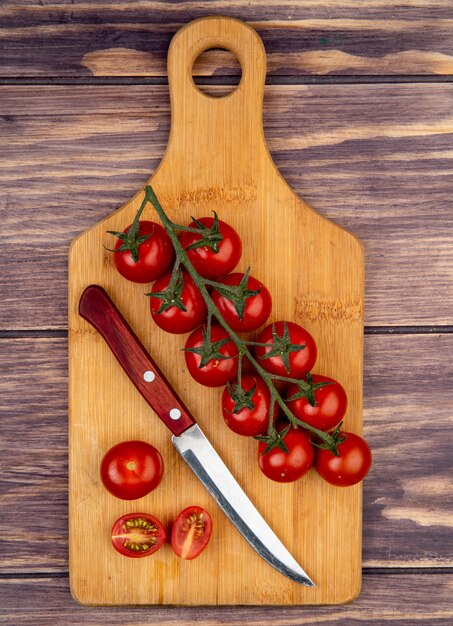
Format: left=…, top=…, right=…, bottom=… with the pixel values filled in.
left=254, top=321, right=317, bottom=378
left=111, top=512, right=166, bottom=558
left=171, top=506, right=212, bottom=560
left=222, top=374, right=276, bottom=437
left=286, top=375, right=348, bottom=432
left=149, top=269, right=207, bottom=334
left=315, top=432, right=372, bottom=486
left=100, top=440, right=164, bottom=500
left=112, top=221, right=174, bottom=284
left=179, top=216, right=242, bottom=279
left=184, top=323, right=238, bottom=387
left=211, top=272, right=272, bottom=332
left=258, top=426, right=314, bottom=483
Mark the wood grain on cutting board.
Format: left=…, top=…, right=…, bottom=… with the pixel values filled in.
left=68, top=16, right=364, bottom=605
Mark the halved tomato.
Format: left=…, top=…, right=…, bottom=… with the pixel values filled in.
left=111, top=512, right=166, bottom=558
left=171, top=506, right=212, bottom=560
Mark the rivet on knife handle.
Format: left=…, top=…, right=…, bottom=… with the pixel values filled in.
left=78, top=284, right=196, bottom=437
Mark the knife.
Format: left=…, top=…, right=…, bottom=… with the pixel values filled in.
left=78, top=284, right=315, bottom=587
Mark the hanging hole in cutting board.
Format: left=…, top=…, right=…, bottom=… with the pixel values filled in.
left=192, top=47, right=242, bottom=98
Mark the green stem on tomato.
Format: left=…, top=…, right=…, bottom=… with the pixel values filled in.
left=203, top=278, right=239, bottom=292
left=167, top=258, right=181, bottom=289
left=143, top=185, right=337, bottom=453
left=130, top=189, right=151, bottom=232
left=206, top=309, right=212, bottom=340
left=166, top=223, right=203, bottom=235
left=237, top=345, right=243, bottom=387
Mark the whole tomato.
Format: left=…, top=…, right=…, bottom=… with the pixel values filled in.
left=100, top=440, right=164, bottom=500
left=111, top=512, right=166, bottom=558
left=222, top=374, right=276, bottom=437
left=211, top=272, right=272, bottom=332
left=179, top=215, right=242, bottom=279
left=171, top=506, right=213, bottom=560
left=148, top=269, right=207, bottom=334
left=315, top=432, right=372, bottom=486
left=258, top=426, right=314, bottom=483
left=110, top=220, right=174, bottom=284
left=286, top=375, right=347, bottom=431
left=254, top=321, right=317, bottom=379
left=184, top=323, right=238, bottom=387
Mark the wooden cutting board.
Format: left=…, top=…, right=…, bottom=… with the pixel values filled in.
left=68, top=16, right=364, bottom=606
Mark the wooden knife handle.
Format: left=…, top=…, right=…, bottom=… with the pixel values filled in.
left=78, top=284, right=196, bottom=437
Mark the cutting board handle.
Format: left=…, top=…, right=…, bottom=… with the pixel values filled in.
left=165, top=16, right=267, bottom=155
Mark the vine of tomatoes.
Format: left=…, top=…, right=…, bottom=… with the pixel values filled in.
left=107, top=186, right=372, bottom=487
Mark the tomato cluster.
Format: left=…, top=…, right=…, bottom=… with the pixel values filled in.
left=224, top=322, right=371, bottom=486
left=109, top=210, right=272, bottom=379
left=108, top=203, right=372, bottom=490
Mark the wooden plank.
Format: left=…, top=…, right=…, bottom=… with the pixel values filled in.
left=1, top=2, right=453, bottom=77
left=363, top=332, right=453, bottom=567
left=1, top=334, right=452, bottom=574
left=1, top=574, right=453, bottom=624
left=0, top=338, right=68, bottom=572
left=1, top=84, right=453, bottom=330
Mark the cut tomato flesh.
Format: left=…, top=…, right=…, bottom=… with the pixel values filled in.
left=171, top=506, right=212, bottom=560
left=111, top=513, right=165, bottom=558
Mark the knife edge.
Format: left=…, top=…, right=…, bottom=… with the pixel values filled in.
left=173, top=424, right=315, bottom=587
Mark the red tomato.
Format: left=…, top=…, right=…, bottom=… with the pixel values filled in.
left=222, top=374, right=276, bottom=437
left=258, top=426, right=314, bottom=483
left=315, top=432, right=372, bottom=486
left=254, top=321, right=317, bottom=378
left=179, top=216, right=242, bottom=279
left=171, top=506, right=212, bottom=560
left=184, top=324, right=238, bottom=387
left=149, top=269, right=207, bottom=334
left=112, top=221, right=174, bottom=284
left=286, top=375, right=348, bottom=431
left=111, top=512, right=166, bottom=558
left=100, top=440, right=164, bottom=500
left=211, top=272, right=272, bottom=332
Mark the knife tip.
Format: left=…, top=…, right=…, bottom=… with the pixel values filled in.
left=291, top=571, right=316, bottom=587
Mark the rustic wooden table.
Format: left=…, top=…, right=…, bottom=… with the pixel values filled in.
left=1, top=2, right=452, bottom=624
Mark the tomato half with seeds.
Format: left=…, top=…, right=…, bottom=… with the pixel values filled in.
left=100, top=440, right=164, bottom=500
left=148, top=269, right=207, bottom=334
left=221, top=374, right=277, bottom=437
left=112, top=221, right=174, bottom=284
left=211, top=272, right=272, bottom=332
left=179, top=216, right=242, bottom=279
left=315, top=432, right=372, bottom=487
left=254, top=321, right=317, bottom=379
left=184, top=323, right=239, bottom=387
left=111, top=513, right=166, bottom=558
left=171, top=506, right=212, bottom=560
left=286, top=375, right=348, bottom=432
left=258, top=426, right=314, bottom=483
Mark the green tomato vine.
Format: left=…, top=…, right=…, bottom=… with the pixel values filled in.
left=135, top=185, right=340, bottom=455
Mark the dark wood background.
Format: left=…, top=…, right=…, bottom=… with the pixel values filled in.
left=1, top=2, right=453, bottom=624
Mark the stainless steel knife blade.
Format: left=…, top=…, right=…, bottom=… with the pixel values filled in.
left=78, top=285, right=315, bottom=587
left=173, top=424, right=315, bottom=586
